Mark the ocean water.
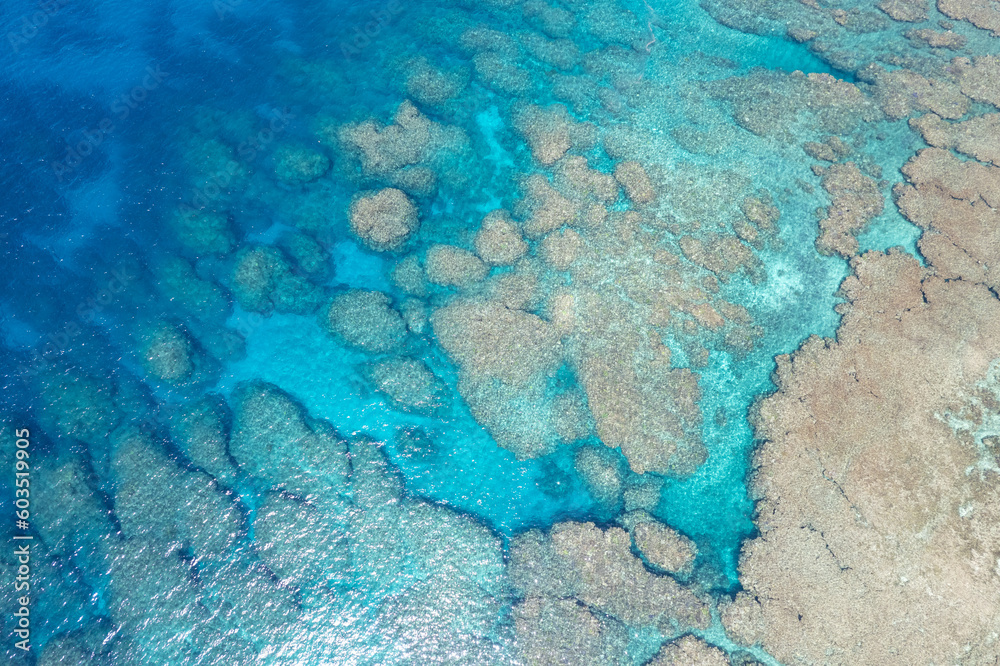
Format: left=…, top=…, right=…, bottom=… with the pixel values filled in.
left=0, top=0, right=936, bottom=663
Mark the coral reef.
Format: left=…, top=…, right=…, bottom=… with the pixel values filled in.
left=540, top=227, right=583, bottom=271
left=725, top=250, right=1000, bottom=664
left=516, top=173, right=588, bottom=238
left=170, top=396, right=237, bottom=484
left=955, top=56, right=1000, bottom=107
left=433, top=300, right=563, bottom=387
left=20, top=0, right=1000, bottom=661
left=153, top=256, right=232, bottom=323
left=33, top=453, right=117, bottom=561
left=334, top=100, right=469, bottom=185
left=278, top=231, right=332, bottom=282
left=513, top=104, right=596, bottom=166
left=37, top=372, right=121, bottom=445
left=324, top=289, right=409, bottom=353
left=275, top=436, right=511, bottom=663
left=425, top=244, right=489, bottom=288
left=272, top=144, right=330, bottom=185
left=629, top=512, right=698, bottom=576
left=613, top=160, right=656, bottom=206
left=938, top=0, right=1000, bottom=35
left=814, top=162, right=884, bottom=257
left=911, top=112, right=1000, bottom=165
left=866, top=66, right=969, bottom=120
left=110, top=426, right=241, bottom=557
left=229, top=381, right=350, bottom=499
left=169, top=209, right=237, bottom=256
left=402, top=56, right=469, bottom=106
left=574, top=445, right=624, bottom=508
left=361, top=357, right=451, bottom=416
left=230, top=245, right=324, bottom=315
left=473, top=51, right=532, bottom=95
left=513, top=595, right=612, bottom=665
left=707, top=71, right=879, bottom=139
left=876, top=0, right=928, bottom=22
left=474, top=210, right=528, bottom=266
left=510, top=521, right=711, bottom=664
left=104, top=539, right=258, bottom=664
left=254, top=491, right=351, bottom=595
left=568, top=291, right=707, bottom=475
left=648, top=635, right=730, bottom=666
left=895, top=147, right=1000, bottom=289
left=139, top=322, right=195, bottom=383
left=348, top=187, right=420, bottom=252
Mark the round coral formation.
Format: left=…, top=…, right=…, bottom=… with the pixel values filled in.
left=324, top=290, right=408, bottom=353
left=361, top=357, right=451, bottom=417
left=630, top=514, right=698, bottom=575
left=141, top=323, right=194, bottom=383
left=403, top=56, right=468, bottom=106
left=349, top=187, right=420, bottom=252
left=474, top=210, right=528, bottom=266
left=425, top=244, right=488, bottom=288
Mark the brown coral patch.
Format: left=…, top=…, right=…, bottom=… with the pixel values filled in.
left=895, top=148, right=1000, bottom=289
left=815, top=162, right=885, bottom=257
left=726, top=250, right=1000, bottom=665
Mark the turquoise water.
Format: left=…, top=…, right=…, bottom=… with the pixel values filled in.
left=0, top=0, right=936, bottom=661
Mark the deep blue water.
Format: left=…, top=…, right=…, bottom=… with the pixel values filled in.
left=0, top=0, right=928, bottom=662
